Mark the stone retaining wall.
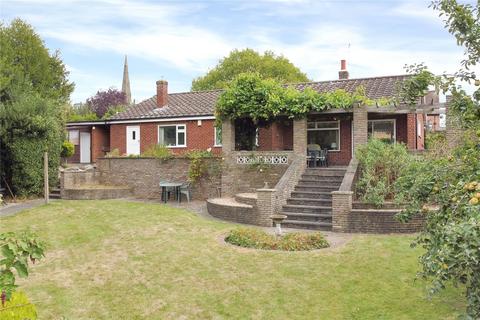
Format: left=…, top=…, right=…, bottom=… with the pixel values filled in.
left=206, top=199, right=256, bottom=225
left=96, top=157, right=222, bottom=200
left=63, top=187, right=133, bottom=200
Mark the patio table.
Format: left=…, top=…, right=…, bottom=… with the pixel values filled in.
left=159, top=182, right=183, bottom=203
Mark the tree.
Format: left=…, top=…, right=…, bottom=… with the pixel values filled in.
left=191, top=49, right=310, bottom=91
left=86, top=88, right=126, bottom=118
left=394, top=1, right=480, bottom=317
left=0, top=19, right=73, bottom=104
left=0, top=19, right=73, bottom=196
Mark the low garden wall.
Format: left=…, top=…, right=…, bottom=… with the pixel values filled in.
left=96, top=157, right=222, bottom=200
left=345, top=203, right=425, bottom=234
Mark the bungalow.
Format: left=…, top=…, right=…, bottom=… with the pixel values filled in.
left=66, top=60, right=442, bottom=164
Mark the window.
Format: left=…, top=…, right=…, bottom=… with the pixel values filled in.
left=158, top=124, right=186, bottom=147
left=307, top=121, right=340, bottom=151
left=368, top=119, right=396, bottom=143
left=68, top=130, right=79, bottom=145
left=214, top=126, right=222, bottom=147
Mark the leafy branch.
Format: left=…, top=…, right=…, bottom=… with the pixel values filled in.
left=0, top=231, right=45, bottom=303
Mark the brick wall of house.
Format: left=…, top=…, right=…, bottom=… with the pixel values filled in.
left=91, top=125, right=110, bottom=162
left=110, top=119, right=222, bottom=155
left=258, top=119, right=294, bottom=151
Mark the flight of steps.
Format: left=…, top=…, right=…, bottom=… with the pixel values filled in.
left=49, top=186, right=61, bottom=199
left=281, top=167, right=346, bottom=230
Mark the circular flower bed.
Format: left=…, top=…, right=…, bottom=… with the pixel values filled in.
left=225, top=228, right=329, bottom=251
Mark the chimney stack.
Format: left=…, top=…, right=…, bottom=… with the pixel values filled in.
left=339, top=59, right=349, bottom=80
left=156, top=80, right=168, bottom=107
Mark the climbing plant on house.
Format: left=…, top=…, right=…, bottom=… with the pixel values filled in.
left=215, top=72, right=391, bottom=124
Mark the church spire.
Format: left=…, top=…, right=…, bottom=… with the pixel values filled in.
left=122, top=55, right=132, bottom=104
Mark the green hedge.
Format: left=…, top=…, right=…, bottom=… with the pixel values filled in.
left=9, top=136, right=61, bottom=196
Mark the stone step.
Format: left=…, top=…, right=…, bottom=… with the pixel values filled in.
left=290, top=191, right=332, bottom=199
left=297, top=179, right=342, bottom=187
left=301, top=174, right=344, bottom=182
left=282, top=212, right=332, bottom=222
left=304, top=168, right=347, bottom=177
left=295, top=185, right=338, bottom=192
left=282, top=220, right=332, bottom=230
left=282, top=204, right=332, bottom=214
left=49, top=188, right=61, bottom=199
left=287, top=198, right=332, bottom=206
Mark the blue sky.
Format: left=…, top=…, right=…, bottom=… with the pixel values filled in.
left=0, top=0, right=475, bottom=104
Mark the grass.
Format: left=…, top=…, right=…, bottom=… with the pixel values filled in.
left=0, top=200, right=465, bottom=319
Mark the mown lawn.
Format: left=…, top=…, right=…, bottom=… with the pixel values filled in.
left=0, top=200, right=465, bottom=319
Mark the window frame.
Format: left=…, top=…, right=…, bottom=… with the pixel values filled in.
left=157, top=124, right=187, bottom=148
left=68, top=130, right=80, bottom=145
left=214, top=126, right=222, bottom=147
left=306, top=120, right=341, bottom=151
left=367, top=119, right=396, bottom=143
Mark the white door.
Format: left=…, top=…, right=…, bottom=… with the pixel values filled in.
left=126, top=126, right=140, bottom=155
left=80, top=132, right=91, bottom=163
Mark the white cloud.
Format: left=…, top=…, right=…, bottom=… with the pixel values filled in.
left=6, top=0, right=233, bottom=72
left=390, top=1, right=441, bottom=22
left=3, top=0, right=475, bottom=102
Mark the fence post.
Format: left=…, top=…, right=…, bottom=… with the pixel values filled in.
left=44, top=152, right=49, bottom=204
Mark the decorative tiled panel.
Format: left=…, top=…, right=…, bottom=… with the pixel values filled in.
left=236, top=154, right=289, bottom=165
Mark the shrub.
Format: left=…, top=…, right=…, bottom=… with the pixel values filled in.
left=184, top=149, right=213, bottom=183
left=355, top=139, right=413, bottom=207
left=8, top=135, right=61, bottom=196
left=425, top=131, right=445, bottom=148
left=1, top=93, right=63, bottom=196
left=60, top=140, right=74, bottom=158
left=141, top=145, right=173, bottom=160
left=67, top=112, right=98, bottom=122
left=0, top=292, right=37, bottom=320
left=225, top=228, right=329, bottom=251
left=105, top=148, right=120, bottom=158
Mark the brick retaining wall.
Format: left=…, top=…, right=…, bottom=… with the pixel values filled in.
left=343, top=209, right=425, bottom=233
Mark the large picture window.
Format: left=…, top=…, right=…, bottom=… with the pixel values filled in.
left=307, top=121, right=340, bottom=151
left=368, top=119, right=396, bottom=143
left=158, top=124, right=186, bottom=147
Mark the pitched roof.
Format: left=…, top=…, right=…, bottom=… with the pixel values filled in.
left=109, top=75, right=409, bottom=121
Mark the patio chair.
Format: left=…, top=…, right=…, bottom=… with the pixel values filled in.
left=307, top=144, right=321, bottom=167
left=179, top=183, right=191, bottom=203
left=318, top=149, right=328, bottom=167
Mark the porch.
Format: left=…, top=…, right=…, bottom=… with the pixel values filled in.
left=207, top=105, right=431, bottom=231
